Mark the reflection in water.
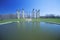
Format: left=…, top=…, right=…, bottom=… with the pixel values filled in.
left=32, top=22, right=40, bottom=32
left=16, top=22, right=41, bottom=40
left=0, top=22, right=60, bottom=40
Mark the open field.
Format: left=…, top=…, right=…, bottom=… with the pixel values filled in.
left=0, top=19, right=18, bottom=23
left=32, top=18, right=60, bottom=24
left=0, top=18, right=60, bottom=23
left=40, top=18, right=60, bottom=23
left=0, top=19, right=25, bottom=23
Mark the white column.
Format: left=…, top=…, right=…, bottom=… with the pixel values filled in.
left=37, top=10, right=40, bottom=18
left=35, top=11, right=36, bottom=18
left=32, top=9, right=35, bottom=18
left=17, top=10, right=20, bottom=19
left=22, top=10, right=24, bottom=19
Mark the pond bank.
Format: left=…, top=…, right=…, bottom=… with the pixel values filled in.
left=43, top=22, right=60, bottom=25
left=0, top=21, right=17, bottom=25
left=0, top=18, right=60, bottom=25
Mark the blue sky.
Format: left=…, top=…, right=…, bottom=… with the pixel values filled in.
left=0, top=0, right=60, bottom=16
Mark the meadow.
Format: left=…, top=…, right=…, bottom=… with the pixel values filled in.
left=0, top=18, right=60, bottom=24
left=32, top=18, right=60, bottom=23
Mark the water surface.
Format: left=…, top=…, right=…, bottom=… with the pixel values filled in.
left=0, top=22, right=60, bottom=40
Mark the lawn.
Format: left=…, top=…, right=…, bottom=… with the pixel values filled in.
left=0, top=19, right=18, bottom=23
left=40, top=18, right=60, bottom=23
left=0, top=18, right=60, bottom=24
left=32, top=18, right=60, bottom=23
left=0, top=19, right=25, bottom=23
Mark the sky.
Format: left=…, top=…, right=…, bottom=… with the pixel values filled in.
left=0, top=0, right=60, bottom=16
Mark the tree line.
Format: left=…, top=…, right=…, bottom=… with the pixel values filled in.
left=0, top=14, right=17, bottom=21
left=40, top=14, right=60, bottom=18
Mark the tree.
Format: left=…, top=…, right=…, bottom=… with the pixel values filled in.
left=45, top=14, right=55, bottom=18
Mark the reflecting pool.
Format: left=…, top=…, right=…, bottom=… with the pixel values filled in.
left=0, top=22, right=60, bottom=40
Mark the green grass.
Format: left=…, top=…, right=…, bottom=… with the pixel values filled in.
left=0, top=18, right=25, bottom=23
left=40, top=18, right=60, bottom=23
left=0, top=19, right=18, bottom=23
left=0, top=18, right=60, bottom=23
left=32, top=18, right=40, bottom=22
left=32, top=18, right=60, bottom=23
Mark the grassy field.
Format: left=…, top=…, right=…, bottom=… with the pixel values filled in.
left=0, top=18, right=60, bottom=23
left=0, top=19, right=18, bottom=23
left=32, top=18, right=60, bottom=23
left=0, top=19, right=25, bottom=23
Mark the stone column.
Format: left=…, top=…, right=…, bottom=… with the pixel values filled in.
left=32, top=9, right=35, bottom=18
left=22, top=9, right=24, bottom=19
left=36, top=9, right=38, bottom=19
left=17, top=10, right=20, bottom=19
left=37, top=9, right=40, bottom=18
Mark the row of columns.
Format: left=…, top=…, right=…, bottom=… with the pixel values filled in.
left=32, top=9, right=40, bottom=18
left=16, top=9, right=40, bottom=19
left=16, top=9, right=24, bottom=19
